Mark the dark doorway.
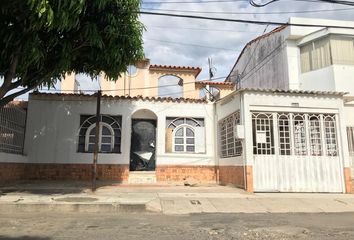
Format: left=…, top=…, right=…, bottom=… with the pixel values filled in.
left=130, top=119, right=156, bottom=171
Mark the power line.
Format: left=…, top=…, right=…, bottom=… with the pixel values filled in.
left=142, top=0, right=247, bottom=4
left=141, top=6, right=354, bottom=15
left=145, top=25, right=262, bottom=33
left=144, top=38, right=242, bottom=52
left=138, top=11, right=354, bottom=29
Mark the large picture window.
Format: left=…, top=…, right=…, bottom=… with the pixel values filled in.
left=78, top=115, right=122, bottom=153
left=219, top=112, right=242, bottom=158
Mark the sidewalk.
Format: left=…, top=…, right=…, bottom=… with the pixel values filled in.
left=1, top=181, right=354, bottom=215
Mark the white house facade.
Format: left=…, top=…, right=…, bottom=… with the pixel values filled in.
left=226, top=17, right=354, bottom=183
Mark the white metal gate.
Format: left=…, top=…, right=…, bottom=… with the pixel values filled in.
left=252, top=112, right=343, bottom=192
left=253, top=155, right=343, bottom=192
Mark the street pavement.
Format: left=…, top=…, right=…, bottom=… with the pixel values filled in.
left=1, top=212, right=354, bottom=239
left=1, top=181, right=354, bottom=214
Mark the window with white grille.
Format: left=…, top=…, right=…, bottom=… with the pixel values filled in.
left=166, top=117, right=205, bottom=153
left=252, top=112, right=274, bottom=155
left=347, top=126, right=354, bottom=156
left=309, top=115, right=322, bottom=156
left=78, top=115, right=121, bottom=153
left=293, top=114, right=307, bottom=156
left=219, top=112, right=242, bottom=158
left=253, top=112, right=338, bottom=157
left=278, top=113, right=291, bottom=155
left=324, top=115, right=338, bottom=156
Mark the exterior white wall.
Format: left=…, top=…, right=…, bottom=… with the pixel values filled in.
left=300, top=65, right=335, bottom=91
left=0, top=152, right=28, bottom=163
left=333, top=65, right=354, bottom=96
left=24, top=95, right=215, bottom=166
left=215, top=94, right=244, bottom=166
left=344, top=104, right=354, bottom=126
left=229, top=30, right=290, bottom=90
left=300, top=65, right=354, bottom=95
left=242, top=91, right=351, bottom=168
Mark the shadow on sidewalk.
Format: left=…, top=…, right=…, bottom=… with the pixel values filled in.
left=0, top=236, right=51, bottom=240
left=0, top=180, right=122, bottom=195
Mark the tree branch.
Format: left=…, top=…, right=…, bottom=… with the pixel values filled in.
left=0, top=86, right=35, bottom=107
left=0, top=55, right=19, bottom=99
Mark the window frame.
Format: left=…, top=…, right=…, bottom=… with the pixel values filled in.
left=173, top=124, right=195, bottom=153
left=85, top=122, right=115, bottom=153
left=78, top=115, right=122, bottom=154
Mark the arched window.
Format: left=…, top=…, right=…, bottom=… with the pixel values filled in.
left=78, top=115, right=121, bottom=153
left=158, top=75, right=183, bottom=98
left=174, top=125, right=195, bottom=152
left=166, top=117, right=205, bottom=153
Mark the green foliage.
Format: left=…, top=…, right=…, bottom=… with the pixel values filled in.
left=0, top=0, right=144, bottom=105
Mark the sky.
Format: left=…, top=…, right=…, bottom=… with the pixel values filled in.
left=13, top=0, right=354, bottom=100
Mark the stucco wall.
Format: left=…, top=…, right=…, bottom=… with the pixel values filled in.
left=229, top=30, right=289, bottom=90
left=215, top=93, right=245, bottom=167
left=23, top=95, right=215, bottom=167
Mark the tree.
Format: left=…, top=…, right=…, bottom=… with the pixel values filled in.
left=0, top=0, right=144, bottom=106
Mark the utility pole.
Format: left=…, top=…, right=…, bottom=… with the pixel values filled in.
left=92, top=90, right=101, bottom=192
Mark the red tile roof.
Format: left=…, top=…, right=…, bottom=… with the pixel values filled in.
left=195, top=81, right=234, bottom=87
left=149, top=64, right=202, bottom=77
left=30, top=92, right=207, bottom=104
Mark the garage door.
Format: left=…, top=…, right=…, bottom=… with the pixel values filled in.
left=252, top=112, right=344, bottom=192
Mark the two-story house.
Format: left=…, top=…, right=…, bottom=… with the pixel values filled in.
left=226, top=17, right=354, bottom=178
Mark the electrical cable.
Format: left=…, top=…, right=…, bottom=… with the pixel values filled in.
left=138, top=11, right=354, bottom=29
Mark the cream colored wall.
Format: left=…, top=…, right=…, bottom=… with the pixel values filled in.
left=195, top=85, right=234, bottom=99
left=101, top=68, right=199, bottom=98
left=61, top=73, right=77, bottom=93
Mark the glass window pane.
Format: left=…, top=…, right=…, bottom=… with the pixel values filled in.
left=186, top=146, right=195, bottom=152
left=175, top=145, right=184, bottom=152
left=186, top=128, right=194, bottom=137
left=175, top=138, right=184, bottom=144
left=88, top=144, right=95, bottom=152
left=101, top=136, right=112, bottom=143
left=175, top=128, right=183, bottom=136
left=101, top=144, right=111, bottom=152
left=186, top=138, right=195, bottom=144
left=89, top=136, right=96, bottom=143
left=102, top=126, right=111, bottom=135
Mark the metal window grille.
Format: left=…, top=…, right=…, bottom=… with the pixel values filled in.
left=0, top=104, right=26, bottom=154
left=293, top=114, right=307, bottom=156
left=219, top=112, right=242, bottom=158
left=278, top=113, right=291, bottom=155
left=309, top=114, right=322, bottom=156
left=252, top=112, right=274, bottom=155
left=347, top=126, right=354, bottom=156
left=78, top=115, right=121, bottom=153
left=323, top=115, right=338, bottom=156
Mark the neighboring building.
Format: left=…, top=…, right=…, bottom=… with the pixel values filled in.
left=226, top=17, right=354, bottom=179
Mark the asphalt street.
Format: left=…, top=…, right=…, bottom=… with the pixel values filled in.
left=1, top=212, right=354, bottom=240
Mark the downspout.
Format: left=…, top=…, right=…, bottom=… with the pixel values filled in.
left=240, top=92, right=247, bottom=191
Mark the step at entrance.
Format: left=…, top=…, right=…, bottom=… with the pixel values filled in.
left=128, top=171, right=157, bottom=184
